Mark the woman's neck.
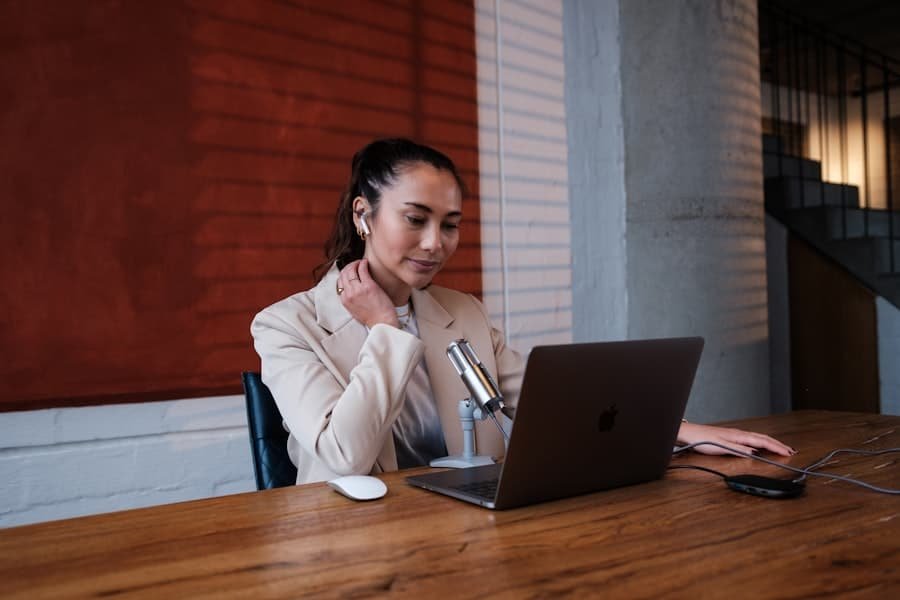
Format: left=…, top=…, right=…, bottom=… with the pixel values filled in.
left=365, top=258, right=411, bottom=306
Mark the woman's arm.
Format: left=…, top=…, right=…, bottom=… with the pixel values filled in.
left=252, top=309, right=423, bottom=475
left=677, top=422, right=796, bottom=457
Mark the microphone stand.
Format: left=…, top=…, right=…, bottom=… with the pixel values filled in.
left=430, top=338, right=511, bottom=469
left=429, top=398, right=502, bottom=469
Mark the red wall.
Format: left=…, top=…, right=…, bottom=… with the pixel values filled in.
left=0, top=0, right=480, bottom=410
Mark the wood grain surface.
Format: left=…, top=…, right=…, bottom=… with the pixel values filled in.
left=1, top=411, right=898, bottom=598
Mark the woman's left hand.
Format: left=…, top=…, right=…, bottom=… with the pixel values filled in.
left=337, top=259, right=399, bottom=329
left=677, top=422, right=796, bottom=457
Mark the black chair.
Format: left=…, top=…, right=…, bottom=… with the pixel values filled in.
left=241, top=372, right=298, bottom=490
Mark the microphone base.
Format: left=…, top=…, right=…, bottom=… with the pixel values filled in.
left=429, top=455, right=495, bottom=469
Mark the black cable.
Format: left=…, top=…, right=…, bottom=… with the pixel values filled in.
left=486, top=410, right=509, bottom=442
left=666, top=464, right=728, bottom=479
left=669, top=459, right=805, bottom=499
left=673, top=442, right=900, bottom=495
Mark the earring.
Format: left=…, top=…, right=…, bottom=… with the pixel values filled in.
left=357, top=228, right=367, bottom=241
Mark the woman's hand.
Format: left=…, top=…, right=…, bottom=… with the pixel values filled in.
left=337, top=259, right=400, bottom=329
left=677, top=422, right=796, bottom=457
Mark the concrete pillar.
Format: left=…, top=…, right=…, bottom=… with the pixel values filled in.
left=563, top=0, right=628, bottom=343
left=566, top=0, right=771, bottom=421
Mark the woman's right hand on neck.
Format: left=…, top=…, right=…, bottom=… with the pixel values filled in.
left=337, top=259, right=401, bottom=329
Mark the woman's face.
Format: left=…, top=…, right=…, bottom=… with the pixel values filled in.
left=356, top=163, right=462, bottom=303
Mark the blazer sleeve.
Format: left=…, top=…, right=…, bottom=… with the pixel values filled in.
left=251, top=308, right=425, bottom=476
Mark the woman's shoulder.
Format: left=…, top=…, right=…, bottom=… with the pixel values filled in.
left=254, top=267, right=339, bottom=327
left=260, top=287, right=316, bottom=316
left=252, top=288, right=317, bottom=331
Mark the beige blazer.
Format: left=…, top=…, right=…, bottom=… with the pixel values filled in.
left=251, top=266, right=524, bottom=485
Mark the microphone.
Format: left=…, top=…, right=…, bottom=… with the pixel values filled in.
left=446, top=339, right=509, bottom=442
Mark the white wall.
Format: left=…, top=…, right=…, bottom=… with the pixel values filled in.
left=476, top=0, right=573, bottom=350
left=0, top=395, right=254, bottom=528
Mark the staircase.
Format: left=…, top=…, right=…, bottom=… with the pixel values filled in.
left=763, top=134, right=900, bottom=309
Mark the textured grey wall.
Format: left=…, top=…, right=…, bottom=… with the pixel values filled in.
left=564, top=0, right=628, bottom=343
left=620, top=0, right=769, bottom=421
left=566, top=0, right=771, bottom=421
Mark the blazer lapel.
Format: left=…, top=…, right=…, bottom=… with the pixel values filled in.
left=412, top=288, right=468, bottom=457
left=315, top=266, right=367, bottom=386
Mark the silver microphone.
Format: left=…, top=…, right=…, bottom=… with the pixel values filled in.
left=446, top=339, right=506, bottom=416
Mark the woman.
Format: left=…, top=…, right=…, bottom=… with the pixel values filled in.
left=251, top=138, right=794, bottom=485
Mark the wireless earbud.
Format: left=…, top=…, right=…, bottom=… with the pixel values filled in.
left=359, top=211, right=371, bottom=236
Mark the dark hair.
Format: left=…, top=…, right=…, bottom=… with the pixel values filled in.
left=314, top=138, right=466, bottom=282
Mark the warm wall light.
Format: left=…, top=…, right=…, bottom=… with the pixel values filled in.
left=0, top=0, right=482, bottom=410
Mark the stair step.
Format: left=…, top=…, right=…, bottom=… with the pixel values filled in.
left=768, top=205, right=900, bottom=305
left=763, top=153, right=822, bottom=180
left=765, top=176, right=859, bottom=209
left=822, top=208, right=900, bottom=239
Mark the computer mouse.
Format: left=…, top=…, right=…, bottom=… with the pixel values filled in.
left=327, top=475, right=388, bottom=501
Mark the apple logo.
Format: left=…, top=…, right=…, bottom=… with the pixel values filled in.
left=597, top=404, right=618, bottom=432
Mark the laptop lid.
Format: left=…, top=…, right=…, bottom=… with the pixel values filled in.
left=406, top=337, right=704, bottom=510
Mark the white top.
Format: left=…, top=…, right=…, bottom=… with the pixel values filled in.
left=388, top=303, right=448, bottom=468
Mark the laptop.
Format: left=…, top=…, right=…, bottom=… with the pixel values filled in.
left=406, top=337, right=704, bottom=509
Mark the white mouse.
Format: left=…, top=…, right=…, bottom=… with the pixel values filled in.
left=327, top=475, right=387, bottom=501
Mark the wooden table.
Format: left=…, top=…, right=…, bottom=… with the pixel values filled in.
left=2, top=411, right=898, bottom=598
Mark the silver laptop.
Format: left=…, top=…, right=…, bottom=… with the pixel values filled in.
left=406, top=337, right=704, bottom=510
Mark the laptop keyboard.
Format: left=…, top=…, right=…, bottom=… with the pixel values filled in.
left=453, top=478, right=499, bottom=500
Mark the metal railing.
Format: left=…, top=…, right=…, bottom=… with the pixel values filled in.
left=759, top=0, right=899, bottom=273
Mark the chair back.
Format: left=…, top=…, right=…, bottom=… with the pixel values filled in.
left=241, top=372, right=298, bottom=489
